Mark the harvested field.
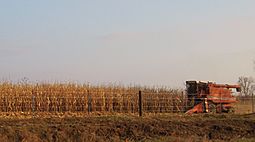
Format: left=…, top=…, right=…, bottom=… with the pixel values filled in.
left=0, top=114, right=254, bottom=142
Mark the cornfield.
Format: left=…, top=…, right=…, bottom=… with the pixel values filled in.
left=0, top=82, right=186, bottom=115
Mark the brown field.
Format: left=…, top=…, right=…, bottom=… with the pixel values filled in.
left=0, top=113, right=254, bottom=142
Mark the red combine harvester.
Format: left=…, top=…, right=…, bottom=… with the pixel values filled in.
left=185, top=81, right=241, bottom=114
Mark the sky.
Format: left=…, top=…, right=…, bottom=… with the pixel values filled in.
left=0, top=0, right=255, bottom=87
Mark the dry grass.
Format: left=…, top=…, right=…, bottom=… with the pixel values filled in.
left=0, top=82, right=185, bottom=115
left=234, top=97, right=255, bottom=114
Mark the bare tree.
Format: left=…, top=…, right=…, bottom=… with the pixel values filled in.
left=238, top=76, right=254, bottom=96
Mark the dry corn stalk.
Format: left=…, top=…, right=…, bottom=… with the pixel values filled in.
left=0, top=82, right=184, bottom=114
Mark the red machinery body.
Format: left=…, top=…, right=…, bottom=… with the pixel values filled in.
left=186, top=81, right=241, bottom=114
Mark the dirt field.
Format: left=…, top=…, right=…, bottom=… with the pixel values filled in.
left=0, top=113, right=254, bottom=142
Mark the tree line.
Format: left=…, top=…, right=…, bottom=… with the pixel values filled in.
left=238, top=60, right=255, bottom=96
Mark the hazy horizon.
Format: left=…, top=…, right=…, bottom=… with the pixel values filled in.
left=1, top=1, right=255, bottom=88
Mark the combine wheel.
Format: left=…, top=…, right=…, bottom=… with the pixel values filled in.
left=208, top=102, right=216, bottom=113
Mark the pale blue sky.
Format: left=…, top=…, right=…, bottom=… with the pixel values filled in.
left=0, top=1, right=255, bottom=87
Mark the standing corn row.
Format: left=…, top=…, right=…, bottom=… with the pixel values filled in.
left=0, top=82, right=184, bottom=114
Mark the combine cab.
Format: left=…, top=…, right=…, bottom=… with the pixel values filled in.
left=186, top=81, right=241, bottom=114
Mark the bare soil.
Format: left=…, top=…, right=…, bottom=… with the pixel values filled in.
left=0, top=113, right=254, bottom=142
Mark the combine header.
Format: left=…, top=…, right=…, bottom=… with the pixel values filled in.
left=186, top=81, right=241, bottom=114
